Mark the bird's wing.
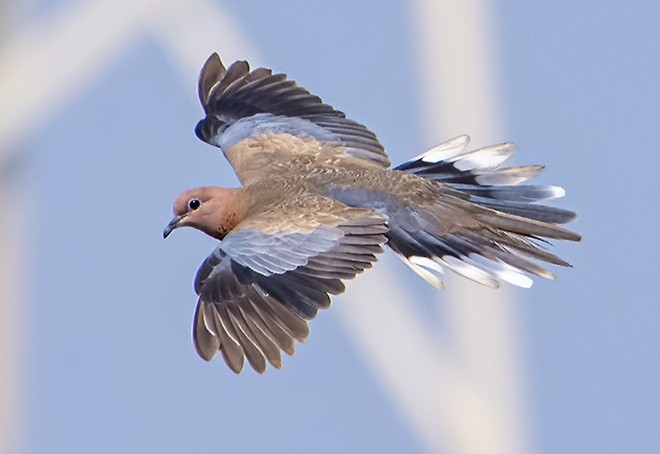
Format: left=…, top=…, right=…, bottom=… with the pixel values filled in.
left=192, top=195, right=388, bottom=374
left=194, top=53, right=390, bottom=185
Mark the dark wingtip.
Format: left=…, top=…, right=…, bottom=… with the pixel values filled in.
left=194, top=119, right=206, bottom=142
left=194, top=116, right=226, bottom=145
left=198, top=52, right=227, bottom=109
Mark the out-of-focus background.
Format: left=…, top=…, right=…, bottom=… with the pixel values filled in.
left=1, top=1, right=657, bottom=453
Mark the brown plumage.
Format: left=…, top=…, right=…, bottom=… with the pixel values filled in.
left=164, top=53, right=581, bottom=374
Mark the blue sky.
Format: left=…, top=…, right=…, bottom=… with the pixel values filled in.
left=11, top=0, right=660, bottom=452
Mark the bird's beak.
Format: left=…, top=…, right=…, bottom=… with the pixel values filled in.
left=163, top=215, right=185, bottom=239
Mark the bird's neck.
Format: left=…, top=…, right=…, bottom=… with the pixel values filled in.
left=207, top=187, right=248, bottom=240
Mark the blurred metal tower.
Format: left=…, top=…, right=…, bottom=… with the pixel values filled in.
left=1, top=3, right=25, bottom=453
left=0, top=1, right=528, bottom=453
left=342, top=2, right=529, bottom=453
left=0, top=2, right=255, bottom=453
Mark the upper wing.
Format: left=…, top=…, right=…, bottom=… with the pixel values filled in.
left=194, top=53, right=390, bottom=185
left=192, top=197, right=388, bottom=374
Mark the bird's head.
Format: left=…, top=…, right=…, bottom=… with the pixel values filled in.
left=163, top=186, right=243, bottom=240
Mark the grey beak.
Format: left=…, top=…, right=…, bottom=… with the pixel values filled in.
left=163, top=215, right=185, bottom=239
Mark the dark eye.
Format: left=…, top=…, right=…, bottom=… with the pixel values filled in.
left=188, top=198, right=201, bottom=210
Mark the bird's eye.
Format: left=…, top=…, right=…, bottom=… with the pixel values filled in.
left=188, top=198, right=201, bottom=210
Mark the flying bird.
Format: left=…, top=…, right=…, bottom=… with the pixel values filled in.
left=164, top=53, right=581, bottom=374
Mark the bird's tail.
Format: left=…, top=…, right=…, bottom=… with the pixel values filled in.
left=388, top=135, right=581, bottom=289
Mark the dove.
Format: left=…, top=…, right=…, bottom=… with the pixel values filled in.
left=164, top=53, right=581, bottom=374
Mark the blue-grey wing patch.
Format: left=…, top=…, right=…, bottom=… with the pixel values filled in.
left=220, top=227, right=344, bottom=276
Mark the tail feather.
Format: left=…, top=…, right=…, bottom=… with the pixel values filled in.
left=396, top=135, right=514, bottom=172
left=389, top=136, right=581, bottom=288
left=474, top=210, right=581, bottom=242
left=450, top=184, right=565, bottom=203
left=471, top=198, right=577, bottom=224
